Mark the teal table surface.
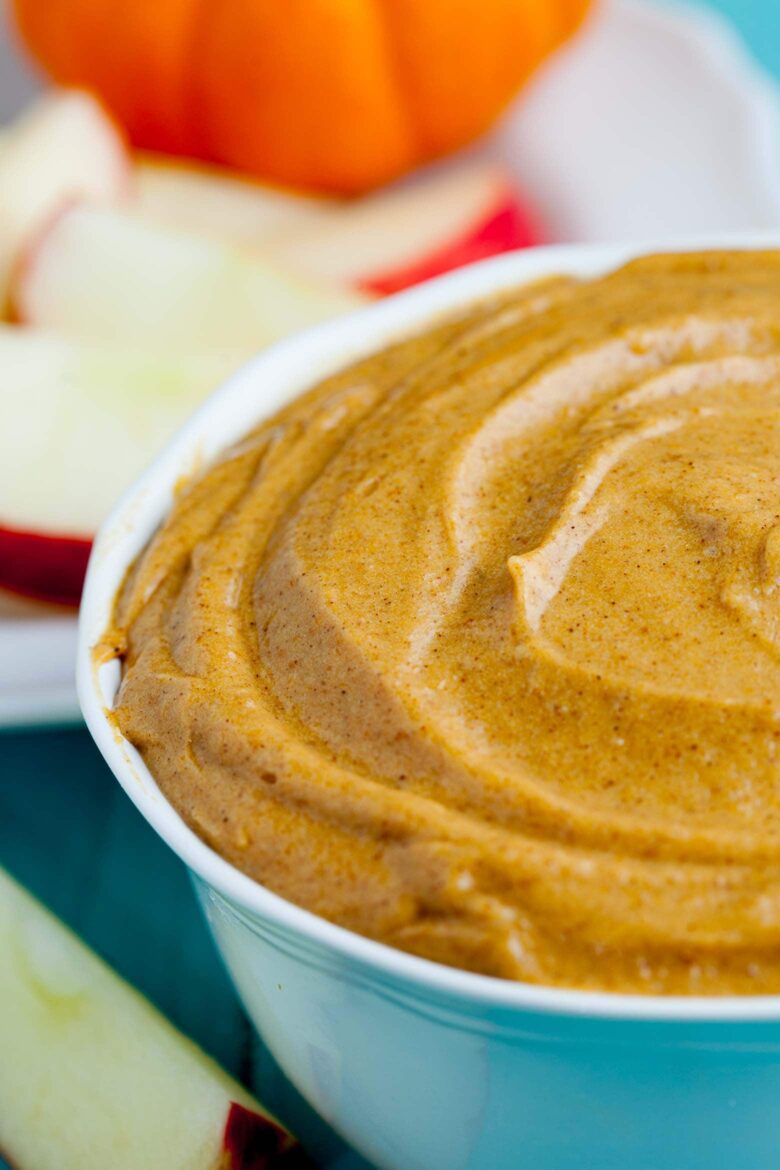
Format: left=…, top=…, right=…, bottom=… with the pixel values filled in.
left=0, top=727, right=250, bottom=1075
left=1, top=2, right=778, bottom=1168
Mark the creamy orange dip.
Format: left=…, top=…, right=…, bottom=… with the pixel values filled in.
left=110, top=251, right=780, bottom=994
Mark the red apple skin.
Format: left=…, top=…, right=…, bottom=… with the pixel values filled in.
left=222, top=1102, right=312, bottom=1169
left=0, top=524, right=91, bottom=607
left=360, top=192, right=542, bottom=296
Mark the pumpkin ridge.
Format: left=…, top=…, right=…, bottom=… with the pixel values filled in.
left=371, top=0, right=426, bottom=160
left=182, top=0, right=214, bottom=161
left=369, top=0, right=557, bottom=158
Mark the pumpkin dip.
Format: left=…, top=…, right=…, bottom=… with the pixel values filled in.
left=110, top=250, right=780, bottom=994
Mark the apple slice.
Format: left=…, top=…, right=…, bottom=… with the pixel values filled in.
left=12, top=204, right=366, bottom=350
left=0, top=91, right=130, bottom=310
left=135, top=155, right=332, bottom=249
left=0, top=325, right=239, bottom=604
left=133, top=158, right=540, bottom=295
left=277, top=162, right=540, bottom=294
left=0, top=867, right=307, bottom=1170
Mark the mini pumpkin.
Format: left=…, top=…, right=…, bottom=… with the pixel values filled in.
left=12, top=0, right=591, bottom=194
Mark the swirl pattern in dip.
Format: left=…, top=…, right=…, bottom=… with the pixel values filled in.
left=111, top=251, right=780, bottom=994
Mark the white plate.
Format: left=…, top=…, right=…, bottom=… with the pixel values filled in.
left=0, top=591, right=80, bottom=728
left=3, top=0, right=780, bottom=731
left=494, top=0, right=780, bottom=242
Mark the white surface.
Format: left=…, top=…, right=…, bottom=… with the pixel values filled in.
left=498, top=0, right=780, bottom=241
left=7, top=0, right=780, bottom=730
left=0, top=592, right=79, bottom=727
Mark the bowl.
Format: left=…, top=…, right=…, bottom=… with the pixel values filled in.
left=78, top=238, right=780, bottom=1170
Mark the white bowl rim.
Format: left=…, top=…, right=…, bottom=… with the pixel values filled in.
left=78, top=233, right=780, bottom=1024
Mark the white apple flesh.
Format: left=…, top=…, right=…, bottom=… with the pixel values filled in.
left=12, top=205, right=366, bottom=351
left=0, top=867, right=306, bottom=1170
left=0, top=326, right=239, bottom=604
left=132, top=157, right=539, bottom=294
left=135, top=156, right=331, bottom=249
left=276, top=162, right=540, bottom=293
left=0, top=92, right=130, bottom=309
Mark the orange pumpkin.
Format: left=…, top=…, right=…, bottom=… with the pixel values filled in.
left=12, top=0, right=591, bottom=194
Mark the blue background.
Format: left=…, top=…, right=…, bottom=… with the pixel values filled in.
left=1, top=2, right=778, bottom=1166
left=705, top=0, right=780, bottom=79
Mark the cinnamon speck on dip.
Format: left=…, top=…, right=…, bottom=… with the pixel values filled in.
left=108, top=251, right=780, bottom=994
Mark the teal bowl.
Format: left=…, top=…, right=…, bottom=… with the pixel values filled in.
left=79, top=238, right=780, bottom=1170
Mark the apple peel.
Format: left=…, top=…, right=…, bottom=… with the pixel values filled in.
left=0, top=525, right=91, bottom=607
left=223, top=1103, right=312, bottom=1169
